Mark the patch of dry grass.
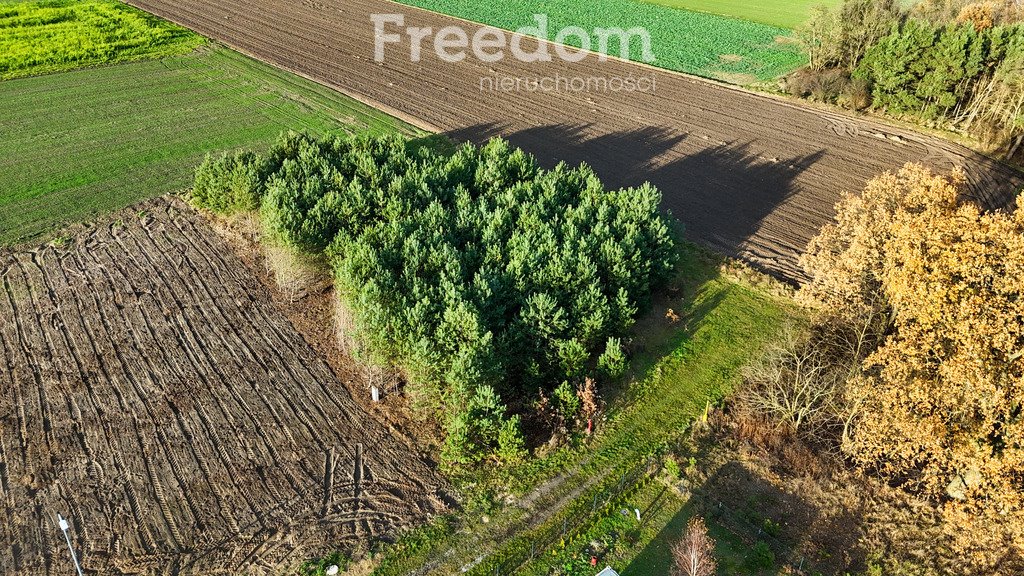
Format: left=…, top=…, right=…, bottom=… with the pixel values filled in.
left=262, top=242, right=328, bottom=302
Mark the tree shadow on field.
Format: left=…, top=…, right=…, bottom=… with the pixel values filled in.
left=445, top=122, right=826, bottom=283
left=624, top=461, right=867, bottom=575
left=445, top=122, right=685, bottom=187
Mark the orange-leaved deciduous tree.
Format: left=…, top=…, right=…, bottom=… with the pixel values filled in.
left=800, top=163, right=1024, bottom=562
left=957, top=1, right=998, bottom=30
left=672, top=516, right=716, bottom=576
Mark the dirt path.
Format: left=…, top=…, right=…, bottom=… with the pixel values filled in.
left=125, top=0, right=1024, bottom=280
left=0, top=199, right=448, bottom=575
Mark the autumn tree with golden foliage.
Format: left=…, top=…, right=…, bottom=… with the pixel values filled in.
left=957, top=1, right=997, bottom=29
left=801, top=164, right=1024, bottom=567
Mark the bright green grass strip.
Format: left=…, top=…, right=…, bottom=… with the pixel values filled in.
left=0, top=0, right=204, bottom=79
left=0, top=47, right=420, bottom=245
left=392, top=0, right=805, bottom=82
left=639, top=0, right=841, bottom=30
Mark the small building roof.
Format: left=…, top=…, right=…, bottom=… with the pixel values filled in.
left=596, top=567, right=620, bottom=576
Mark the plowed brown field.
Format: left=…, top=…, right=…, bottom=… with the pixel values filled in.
left=0, top=199, right=448, bottom=575
left=125, top=0, right=1024, bottom=280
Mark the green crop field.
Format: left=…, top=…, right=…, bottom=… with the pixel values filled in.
left=640, top=0, right=841, bottom=30
left=0, top=0, right=203, bottom=79
left=0, top=47, right=418, bottom=244
left=395, top=0, right=806, bottom=82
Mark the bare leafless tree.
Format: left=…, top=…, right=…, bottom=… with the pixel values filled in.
left=737, top=326, right=844, bottom=437
left=736, top=306, right=886, bottom=449
left=672, top=516, right=717, bottom=576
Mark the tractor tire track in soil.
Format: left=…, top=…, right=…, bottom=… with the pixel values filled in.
left=125, top=0, right=1024, bottom=281
left=0, top=198, right=449, bottom=575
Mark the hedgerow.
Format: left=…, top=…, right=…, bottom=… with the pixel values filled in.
left=190, top=132, right=676, bottom=465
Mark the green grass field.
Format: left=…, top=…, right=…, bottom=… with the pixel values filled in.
left=395, top=0, right=806, bottom=82
left=0, top=0, right=204, bottom=79
left=640, top=0, right=841, bottom=30
left=0, top=47, right=418, bottom=244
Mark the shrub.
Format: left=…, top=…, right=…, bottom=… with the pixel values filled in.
left=497, top=415, right=527, bottom=463
left=838, top=76, right=872, bottom=110
left=785, top=68, right=858, bottom=105
left=810, top=68, right=851, bottom=102
left=190, top=150, right=265, bottom=214
left=597, top=337, right=627, bottom=380
left=553, top=381, right=582, bottom=427
left=784, top=68, right=817, bottom=97
left=738, top=328, right=839, bottom=435
left=957, top=1, right=997, bottom=30
left=664, top=455, right=681, bottom=479
left=761, top=518, right=781, bottom=537
left=745, top=541, right=775, bottom=571
left=442, top=384, right=523, bottom=467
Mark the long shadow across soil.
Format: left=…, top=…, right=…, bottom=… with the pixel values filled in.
left=126, top=0, right=1024, bottom=281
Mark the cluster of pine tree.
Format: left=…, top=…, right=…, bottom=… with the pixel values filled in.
left=191, top=132, right=676, bottom=466
left=795, top=0, right=1023, bottom=157
left=855, top=17, right=1024, bottom=136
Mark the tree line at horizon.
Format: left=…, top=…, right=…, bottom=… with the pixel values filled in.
left=794, top=0, right=1024, bottom=159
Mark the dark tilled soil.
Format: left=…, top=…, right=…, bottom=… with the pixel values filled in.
left=0, top=199, right=449, bottom=575
left=126, top=0, right=1024, bottom=280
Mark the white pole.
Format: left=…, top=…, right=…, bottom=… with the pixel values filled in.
left=56, top=514, right=84, bottom=576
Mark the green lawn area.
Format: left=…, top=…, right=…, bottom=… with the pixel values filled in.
left=640, top=0, right=841, bottom=30
left=371, top=246, right=798, bottom=575
left=0, top=0, right=203, bottom=79
left=394, top=0, right=806, bottom=82
left=0, top=47, right=419, bottom=245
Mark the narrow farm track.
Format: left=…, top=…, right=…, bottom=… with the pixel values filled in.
left=0, top=199, right=449, bottom=575
left=125, top=0, right=1024, bottom=280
